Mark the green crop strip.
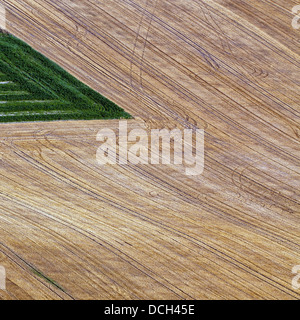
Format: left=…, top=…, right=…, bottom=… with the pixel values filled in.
left=31, top=267, right=66, bottom=293
left=0, top=32, right=131, bottom=122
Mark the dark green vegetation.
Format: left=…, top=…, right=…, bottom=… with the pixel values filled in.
left=0, top=32, right=131, bottom=122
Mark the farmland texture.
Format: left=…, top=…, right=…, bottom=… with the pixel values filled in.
left=0, top=0, right=299, bottom=300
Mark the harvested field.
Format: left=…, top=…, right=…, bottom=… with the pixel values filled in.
left=0, top=0, right=299, bottom=300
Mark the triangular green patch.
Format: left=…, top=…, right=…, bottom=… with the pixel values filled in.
left=0, top=31, right=131, bottom=122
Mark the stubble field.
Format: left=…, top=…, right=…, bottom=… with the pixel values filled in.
left=0, top=0, right=299, bottom=299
